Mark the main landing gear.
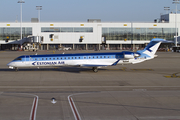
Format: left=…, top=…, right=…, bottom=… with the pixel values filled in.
left=15, top=67, right=18, bottom=72
left=92, top=67, right=98, bottom=73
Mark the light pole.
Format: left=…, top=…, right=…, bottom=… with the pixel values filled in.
left=173, top=0, right=179, bottom=47
left=36, top=6, right=42, bottom=22
left=164, top=7, right=170, bottom=14
left=18, top=0, right=25, bottom=40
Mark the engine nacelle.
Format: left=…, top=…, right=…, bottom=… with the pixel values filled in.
left=134, top=53, right=140, bottom=57
left=124, top=54, right=134, bottom=59
left=124, top=53, right=140, bottom=59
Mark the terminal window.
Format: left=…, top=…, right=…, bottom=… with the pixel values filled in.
left=41, top=27, right=93, bottom=33
left=0, top=27, right=32, bottom=40
left=102, top=27, right=176, bottom=41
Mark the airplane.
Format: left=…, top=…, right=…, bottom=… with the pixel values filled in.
left=7, top=38, right=165, bottom=72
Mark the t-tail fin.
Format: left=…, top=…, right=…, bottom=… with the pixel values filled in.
left=137, top=38, right=165, bottom=59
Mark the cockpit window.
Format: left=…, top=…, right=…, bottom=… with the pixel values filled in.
left=14, top=58, right=22, bottom=61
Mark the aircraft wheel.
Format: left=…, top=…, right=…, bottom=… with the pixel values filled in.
left=15, top=67, right=18, bottom=72
left=92, top=67, right=98, bottom=73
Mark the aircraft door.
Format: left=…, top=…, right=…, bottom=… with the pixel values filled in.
left=25, top=55, right=30, bottom=65
left=83, top=56, right=88, bottom=64
left=84, top=56, right=92, bottom=64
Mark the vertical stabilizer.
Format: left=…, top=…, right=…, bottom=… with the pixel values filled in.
left=137, top=38, right=165, bottom=59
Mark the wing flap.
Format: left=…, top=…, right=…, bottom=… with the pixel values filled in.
left=67, top=59, right=118, bottom=67
left=80, top=64, right=108, bottom=67
left=78, top=61, right=113, bottom=67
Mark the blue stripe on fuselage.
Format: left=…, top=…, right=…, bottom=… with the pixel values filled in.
left=12, top=51, right=135, bottom=62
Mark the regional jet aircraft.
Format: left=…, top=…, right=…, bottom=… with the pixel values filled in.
left=7, top=38, right=165, bottom=72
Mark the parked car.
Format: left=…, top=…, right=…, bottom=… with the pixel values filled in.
left=59, top=47, right=72, bottom=50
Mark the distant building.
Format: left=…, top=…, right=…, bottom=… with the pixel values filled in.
left=0, top=14, right=179, bottom=50
left=31, top=18, right=39, bottom=23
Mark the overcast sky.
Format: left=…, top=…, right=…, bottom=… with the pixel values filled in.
left=0, top=0, right=178, bottom=22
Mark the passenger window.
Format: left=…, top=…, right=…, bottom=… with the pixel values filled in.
left=42, top=58, right=44, bottom=60
left=49, top=58, right=51, bottom=60
left=46, top=58, right=48, bottom=60
left=79, top=57, right=80, bottom=59
left=53, top=58, right=55, bottom=60
left=57, top=58, right=59, bottom=59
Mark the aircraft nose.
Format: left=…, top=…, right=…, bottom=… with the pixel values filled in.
left=7, top=62, right=15, bottom=69
left=7, top=62, right=11, bottom=66
left=7, top=62, right=14, bottom=67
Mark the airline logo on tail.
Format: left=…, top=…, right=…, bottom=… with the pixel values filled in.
left=137, top=38, right=165, bottom=59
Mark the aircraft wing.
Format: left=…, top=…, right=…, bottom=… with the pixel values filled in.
left=80, top=64, right=109, bottom=67
left=71, top=60, right=118, bottom=67
left=79, top=62, right=112, bottom=67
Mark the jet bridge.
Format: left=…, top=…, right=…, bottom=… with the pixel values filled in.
left=23, top=36, right=43, bottom=51
left=6, top=36, right=43, bottom=51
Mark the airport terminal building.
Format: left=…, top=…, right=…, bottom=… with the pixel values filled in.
left=0, top=13, right=179, bottom=50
